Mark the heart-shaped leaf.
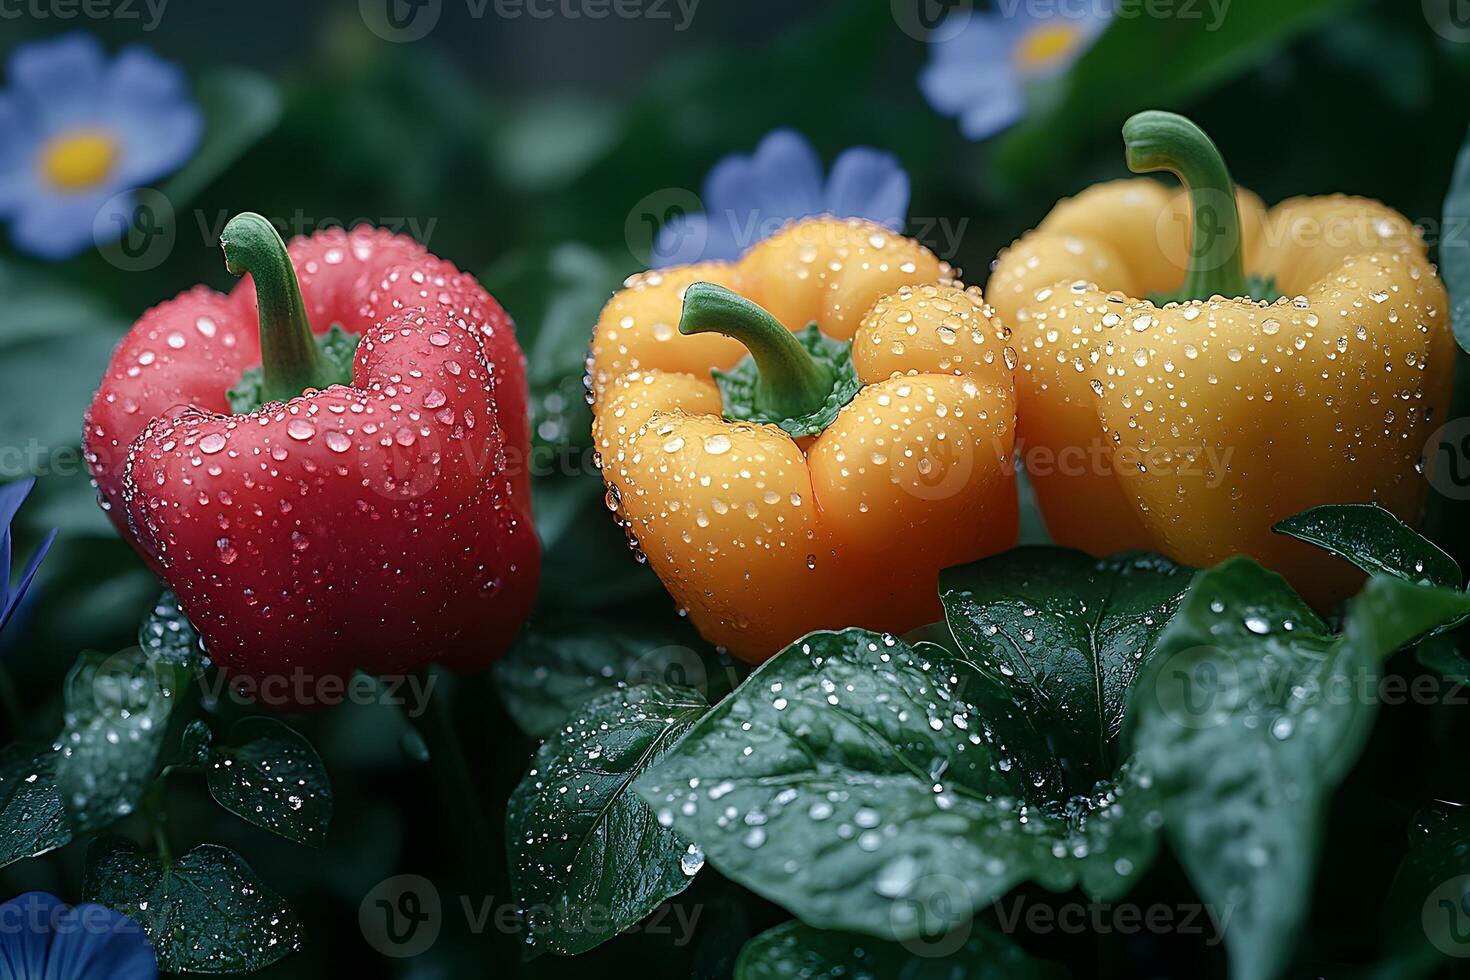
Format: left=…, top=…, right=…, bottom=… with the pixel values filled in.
left=637, top=629, right=1162, bottom=942
left=205, top=718, right=332, bottom=848
left=940, top=548, right=1194, bottom=795
left=84, top=837, right=304, bottom=974
left=507, top=683, right=708, bottom=956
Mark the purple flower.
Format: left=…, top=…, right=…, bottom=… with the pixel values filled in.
left=0, top=33, right=202, bottom=260
left=920, top=5, right=1111, bottom=141
left=1, top=479, right=55, bottom=636
left=652, top=129, right=910, bottom=267
left=0, top=892, right=156, bottom=979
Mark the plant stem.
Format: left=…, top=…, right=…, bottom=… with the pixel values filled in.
left=1122, top=110, right=1249, bottom=302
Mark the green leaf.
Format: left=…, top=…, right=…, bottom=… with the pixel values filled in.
left=1127, top=558, right=1452, bottom=980
left=1273, top=504, right=1462, bottom=589
left=84, top=837, right=305, bottom=974
left=712, top=324, right=862, bottom=438
left=991, top=0, right=1362, bottom=185
left=1418, top=639, right=1470, bottom=684
left=1442, top=122, right=1470, bottom=355
left=507, top=684, right=708, bottom=956
left=138, top=591, right=206, bottom=673
left=493, top=615, right=737, bottom=738
left=940, top=548, right=1195, bottom=795
left=0, top=744, right=71, bottom=869
left=637, top=629, right=1161, bottom=942
left=734, top=919, right=1066, bottom=980
left=159, top=69, right=282, bottom=208
left=1342, top=577, right=1470, bottom=659
left=54, top=649, right=173, bottom=833
left=489, top=95, right=624, bottom=194
left=205, top=718, right=332, bottom=848
left=227, top=324, right=359, bottom=414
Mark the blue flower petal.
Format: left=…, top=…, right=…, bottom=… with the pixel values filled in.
left=957, top=86, right=1027, bottom=141
left=824, top=147, right=910, bottom=230
left=8, top=34, right=106, bottom=131
left=0, top=529, right=54, bottom=635
left=0, top=892, right=60, bottom=979
left=104, top=47, right=203, bottom=186
left=0, top=479, right=35, bottom=536
left=703, top=129, right=825, bottom=251
left=654, top=212, right=719, bottom=267
left=10, top=188, right=127, bottom=261
left=36, top=903, right=157, bottom=980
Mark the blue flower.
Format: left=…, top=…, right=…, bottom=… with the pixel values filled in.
left=0, top=33, right=202, bottom=260
left=0, top=892, right=156, bottom=979
left=652, top=129, right=910, bottom=267
left=1, top=479, right=55, bottom=636
left=920, top=5, right=1110, bottom=141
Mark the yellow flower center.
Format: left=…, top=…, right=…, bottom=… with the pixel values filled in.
left=1015, top=22, right=1084, bottom=72
left=38, top=129, right=120, bottom=193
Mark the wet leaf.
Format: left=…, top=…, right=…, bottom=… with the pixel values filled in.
left=507, top=683, right=707, bottom=956
left=205, top=718, right=332, bottom=848
left=138, top=591, right=206, bottom=674
left=1380, top=801, right=1470, bottom=974
left=735, top=919, right=1066, bottom=980
left=54, top=649, right=173, bottom=833
left=0, top=744, right=71, bottom=869
left=1442, top=121, right=1470, bottom=355
left=940, top=548, right=1194, bottom=795
left=84, top=837, right=304, bottom=974
left=1274, top=504, right=1462, bottom=589
left=637, top=629, right=1162, bottom=942
left=1128, top=560, right=1470, bottom=980
left=493, top=615, right=737, bottom=737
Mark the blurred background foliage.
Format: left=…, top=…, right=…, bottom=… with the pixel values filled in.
left=3, top=0, right=1470, bottom=975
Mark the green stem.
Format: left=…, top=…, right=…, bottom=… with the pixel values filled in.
left=219, top=213, right=334, bottom=404
left=1122, top=110, right=1248, bottom=302
left=679, top=282, right=833, bottom=420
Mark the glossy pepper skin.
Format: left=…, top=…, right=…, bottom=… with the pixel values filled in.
left=988, top=112, right=1454, bottom=606
left=84, top=215, right=538, bottom=698
left=589, top=217, right=1019, bottom=661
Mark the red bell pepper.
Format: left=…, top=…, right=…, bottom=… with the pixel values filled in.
left=84, top=213, right=538, bottom=701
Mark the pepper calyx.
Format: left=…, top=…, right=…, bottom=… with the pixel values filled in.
left=711, top=323, right=862, bottom=437
left=227, top=323, right=360, bottom=414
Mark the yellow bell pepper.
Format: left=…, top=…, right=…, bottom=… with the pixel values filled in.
left=987, top=111, right=1454, bottom=605
left=588, top=218, right=1019, bottom=660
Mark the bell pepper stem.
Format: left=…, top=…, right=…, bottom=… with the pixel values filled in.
left=220, top=212, right=334, bottom=404
left=1122, top=111, right=1249, bottom=302
left=679, top=282, right=833, bottom=420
